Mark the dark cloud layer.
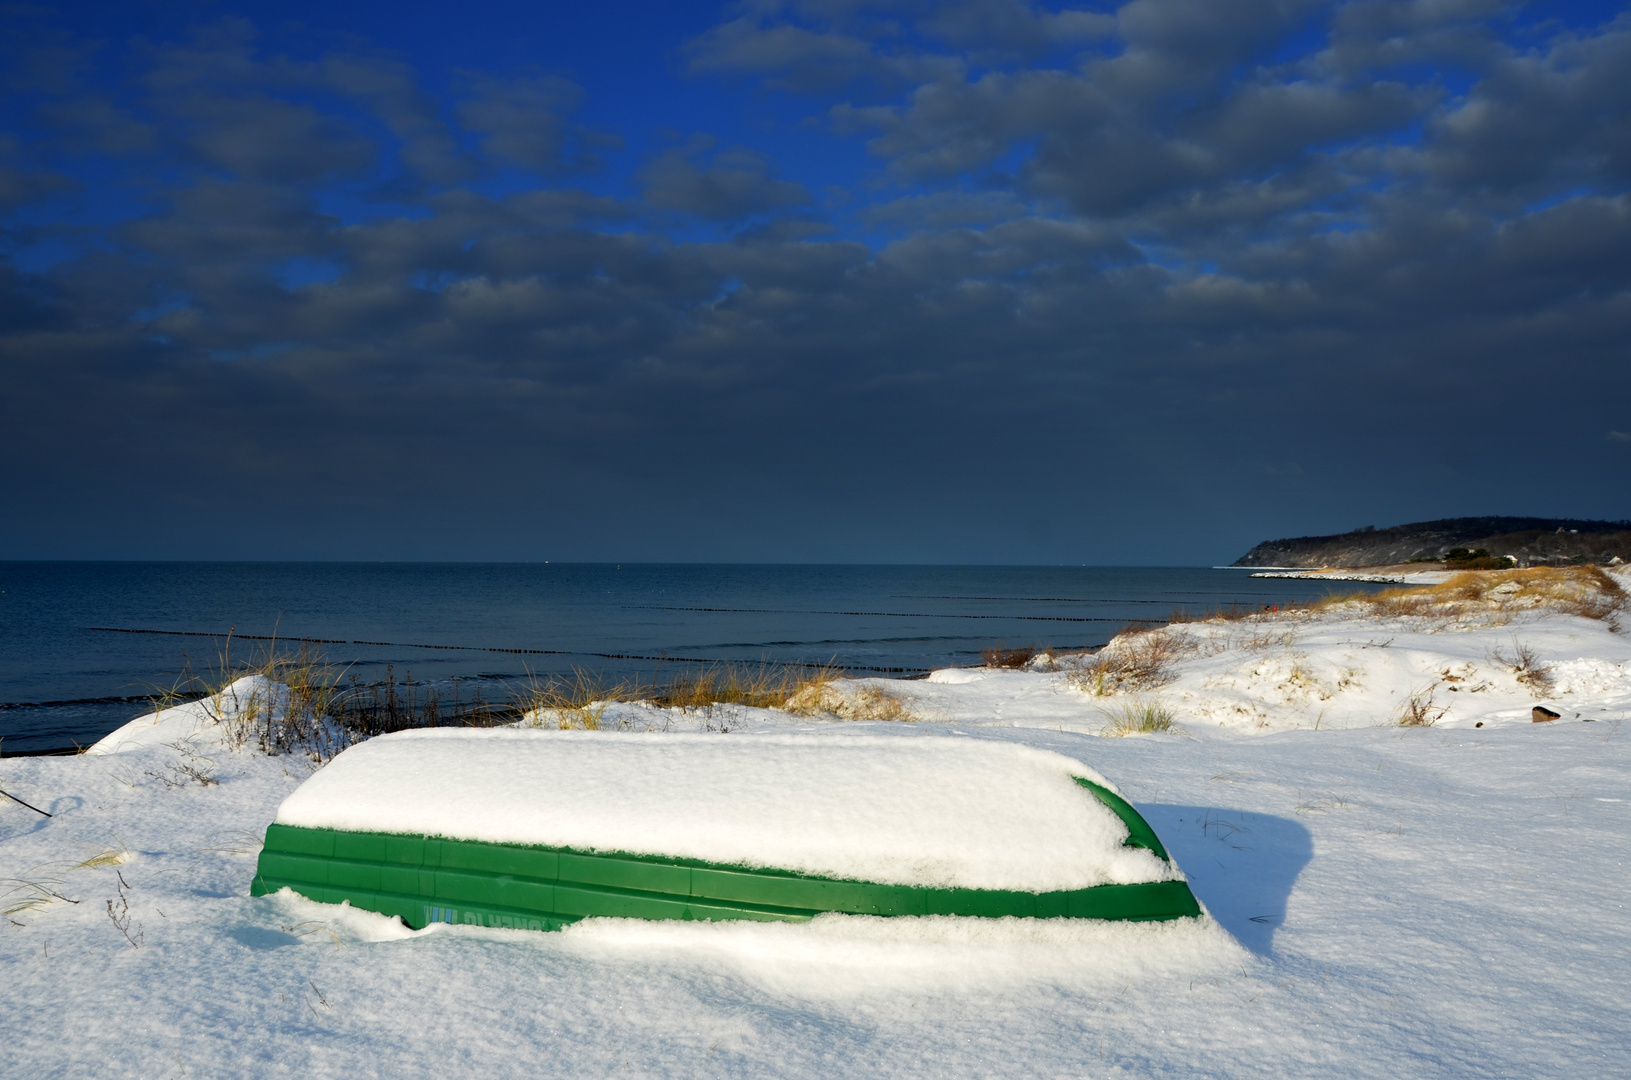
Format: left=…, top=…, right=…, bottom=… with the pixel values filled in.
left=641, top=137, right=813, bottom=219
left=1, top=2, right=1628, bottom=562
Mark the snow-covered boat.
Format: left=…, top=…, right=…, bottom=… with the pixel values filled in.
left=251, top=730, right=1200, bottom=930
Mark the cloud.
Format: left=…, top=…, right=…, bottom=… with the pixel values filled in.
left=318, top=54, right=476, bottom=186
left=1420, top=13, right=1631, bottom=197
left=639, top=137, right=812, bottom=220
left=923, top=0, right=1117, bottom=60
left=859, top=189, right=1031, bottom=230
left=684, top=11, right=962, bottom=95
left=0, top=142, right=74, bottom=210
left=827, top=16, right=1432, bottom=219
left=1114, top=0, right=1319, bottom=70
left=179, top=94, right=377, bottom=182
left=2, top=5, right=1630, bottom=561
left=33, top=96, right=158, bottom=156
left=455, top=72, right=616, bottom=175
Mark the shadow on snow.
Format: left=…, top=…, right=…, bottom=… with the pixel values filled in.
left=1142, top=804, right=1313, bottom=956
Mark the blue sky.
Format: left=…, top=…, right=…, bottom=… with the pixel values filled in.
left=2, top=1, right=1628, bottom=561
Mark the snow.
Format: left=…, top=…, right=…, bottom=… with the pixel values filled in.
left=274, top=731, right=1172, bottom=890
left=4, top=576, right=1630, bottom=1078
left=85, top=675, right=280, bottom=755
left=890, top=576, right=1631, bottom=735
left=924, top=667, right=991, bottom=684
left=1251, top=569, right=1454, bottom=584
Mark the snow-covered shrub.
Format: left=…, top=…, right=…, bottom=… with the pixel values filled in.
left=785, top=679, right=916, bottom=722
left=203, top=671, right=360, bottom=762
left=981, top=644, right=1037, bottom=668
left=1489, top=640, right=1556, bottom=697
left=1067, top=629, right=1193, bottom=696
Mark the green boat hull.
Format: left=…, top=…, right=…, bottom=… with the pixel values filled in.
left=249, top=779, right=1200, bottom=931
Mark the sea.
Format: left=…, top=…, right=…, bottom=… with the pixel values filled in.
left=0, top=563, right=1384, bottom=754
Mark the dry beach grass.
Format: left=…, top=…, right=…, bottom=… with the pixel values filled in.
left=518, top=661, right=917, bottom=728
left=1097, top=697, right=1177, bottom=736
left=155, top=645, right=917, bottom=746
left=1065, top=628, right=1194, bottom=697
left=1314, top=565, right=1626, bottom=626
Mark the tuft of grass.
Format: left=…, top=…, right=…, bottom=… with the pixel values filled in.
left=335, top=664, right=508, bottom=736
left=1396, top=685, right=1444, bottom=727
left=180, top=634, right=510, bottom=759
left=1066, top=629, right=1191, bottom=696
left=1099, top=698, right=1176, bottom=736
left=72, top=848, right=130, bottom=870
left=981, top=644, right=1037, bottom=669
left=514, top=661, right=890, bottom=725
left=144, top=740, right=220, bottom=788
left=516, top=669, right=628, bottom=730
left=1490, top=639, right=1556, bottom=697
left=1, top=869, right=80, bottom=919
left=192, top=833, right=267, bottom=857
left=1164, top=602, right=1261, bottom=624
left=168, top=634, right=363, bottom=762
left=786, top=678, right=916, bottom=722
left=649, top=661, right=838, bottom=711
left=237, top=653, right=356, bottom=761
left=1240, top=629, right=1297, bottom=651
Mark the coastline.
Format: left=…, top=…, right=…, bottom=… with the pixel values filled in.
left=3, top=564, right=1628, bottom=1077
left=1249, top=564, right=1454, bottom=585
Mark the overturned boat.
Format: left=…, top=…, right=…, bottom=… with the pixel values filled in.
left=251, top=730, right=1200, bottom=931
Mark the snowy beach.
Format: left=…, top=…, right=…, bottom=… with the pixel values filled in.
left=1248, top=567, right=1456, bottom=585
left=3, top=568, right=1628, bottom=1078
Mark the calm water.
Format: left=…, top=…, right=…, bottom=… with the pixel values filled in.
left=0, top=563, right=1381, bottom=753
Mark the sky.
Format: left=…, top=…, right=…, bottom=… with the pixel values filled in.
left=1, top=0, right=1628, bottom=564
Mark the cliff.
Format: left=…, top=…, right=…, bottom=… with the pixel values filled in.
left=1233, top=516, right=1631, bottom=568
